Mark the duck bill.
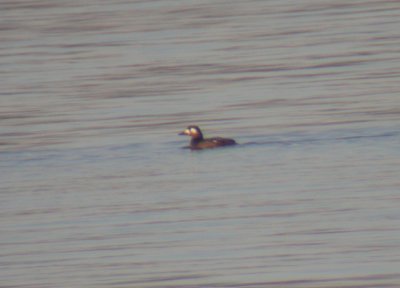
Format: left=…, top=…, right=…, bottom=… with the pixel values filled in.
left=178, top=129, right=190, bottom=136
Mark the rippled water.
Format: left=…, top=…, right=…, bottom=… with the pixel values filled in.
left=1, top=1, right=400, bottom=287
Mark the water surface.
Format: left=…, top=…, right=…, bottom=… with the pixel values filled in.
left=1, top=1, right=400, bottom=287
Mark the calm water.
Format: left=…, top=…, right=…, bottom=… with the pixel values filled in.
left=1, top=1, right=400, bottom=287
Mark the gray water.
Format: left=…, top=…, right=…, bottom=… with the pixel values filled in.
left=1, top=1, right=400, bottom=287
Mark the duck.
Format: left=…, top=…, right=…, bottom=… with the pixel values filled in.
left=179, top=125, right=236, bottom=150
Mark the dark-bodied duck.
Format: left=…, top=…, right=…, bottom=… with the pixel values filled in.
left=179, top=125, right=236, bottom=150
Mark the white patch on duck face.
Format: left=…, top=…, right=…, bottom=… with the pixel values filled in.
left=190, top=128, right=198, bottom=135
left=183, top=128, right=191, bottom=135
